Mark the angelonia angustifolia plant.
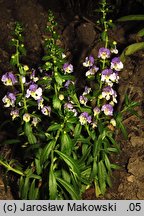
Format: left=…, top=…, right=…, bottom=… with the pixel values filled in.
left=1, top=2, right=136, bottom=199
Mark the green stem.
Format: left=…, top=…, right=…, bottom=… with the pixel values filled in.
left=16, top=39, right=28, bottom=112
left=0, top=160, right=24, bottom=176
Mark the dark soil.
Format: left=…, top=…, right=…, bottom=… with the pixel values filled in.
left=0, top=0, right=144, bottom=200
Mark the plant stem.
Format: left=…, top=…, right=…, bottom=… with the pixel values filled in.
left=0, top=160, right=24, bottom=176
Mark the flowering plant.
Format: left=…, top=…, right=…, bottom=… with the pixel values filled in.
left=0, top=3, right=138, bottom=199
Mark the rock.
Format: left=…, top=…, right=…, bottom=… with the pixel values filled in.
left=127, top=175, right=135, bottom=182
left=137, top=181, right=144, bottom=199
left=76, top=22, right=96, bottom=46
left=130, top=136, right=144, bottom=147
left=127, top=157, right=144, bottom=178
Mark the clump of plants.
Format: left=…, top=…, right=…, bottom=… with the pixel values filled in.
left=0, top=1, right=138, bottom=199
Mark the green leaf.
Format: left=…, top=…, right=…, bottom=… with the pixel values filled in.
left=22, top=177, right=30, bottom=199
left=48, top=123, right=61, bottom=131
left=116, top=116, right=128, bottom=139
left=61, top=132, right=72, bottom=155
left=28, top=179, right=39, bottom=200
left=104, top=154, right=111, bottom=172
left=28, top=133, right=37, bottom=145
left=57, top=177, right=80, bottom=199
left=79, top=144, right=91, bottom=164
left=92, top=159, right=98, bottom=178
left=106, top=147, right=119, bottom=153
left=80, top=107, right=92, bottom=114
left=66, top=122, right=74, bottom=131
left=137, top=28, right=144, bottom=37
left=0, top=139, right=21, bottom=145
left=49, top=164, right=57, bottom=200
left=35, top=158, right=42, bottom=175
left=40, top=140, right=56, bottom=165
left=117, top=15, right=144, bottom=21
left=106, top=173, right=112, bottom=188
left=42, top=55, right=52, bottom=61
left=121, top=42, right=144, bottom=62
left=62, top=169, right=71, bottom=183
left=55, top=73, right=63, bottom=86
left=94, top=178, right=101, bottom=198
left=28, top=174, right=42, bottom=180
left=67, top=116, right=77, bottom=124
left=19, top=176, right=24, bottom=198
left=55, top=150, right=80, bottom=178
left=19, top=45, right=26, bottom=56
left=93, top=136, right=102, bottom=157
left=53, top=95, right=61, bottom=110
left=10, top=54, right=17, bottom=66
left=43, top=62, right=53, bottom=70
left=101, top=31, right=107, bottom=41
left=74, top=123, right=82, bottom=138
left=110, top=164, right=121, bottom=170
left=71, top=93, right=80, bottom=105
left=24, top=122, right=37, bottom=144
left=98, top=161, right=107, bottom=195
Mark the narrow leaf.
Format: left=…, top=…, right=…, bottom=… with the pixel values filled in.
left=98, top=161, right=107, bottom=195
left=117, top=15, right=144, bottom=22
left=49, top=164, right=57, bottom=200
left=121, top=42, right=144, bottom=62
left=57, top=177, right=80, bottom=199
left=22, top=177, right=30, bottom=199
left=48, top=123, right=61, bottom=131
left=137, top=28, right=144, bottom=37
left=61, top=132, right=72, bottom=155
left=74, top=123, right=82, bottom=138
left=28, top=179, right=38, bottom=200
left=40, top=140, right=56, bottom=165
left=55, top=150, right=80, bottom=178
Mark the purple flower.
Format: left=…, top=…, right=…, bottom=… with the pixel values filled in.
left=86, top=66, right=99, bottom=77
left=101, top=104, right=113, bottom=116
left=32, top=117, right=39, bottom=127
left=83, top=86, right=91, bottom=95
left=26, top=84, right=42, bottom=100
left=79, top=112, right=92, bottom=125
left=10, top=109, right=19, bottom=120
left=111, top=57, right=123, bottom=71
left=91, top=121, right=98, bottom=128
left=41, top=106, right=51, bottom=116
left=111, top=48, right=118, bottom=54
left=30, top=69, right=39, bottom=82
left=1, top=72, right=17, bottom=86
left=98, top=48, right=111, bottom=59
left=101, top=86, right=117, bottom=103
left=63, top=63, right=73, bottom=74
left=101, top=69, right=114, bottom=86
left=2, top=92, right=16, bottom=107
left=102, top=69, right=113, bottom=76
left=79, top=95, right=88, bottom=105
left=93, top=107, right=100, bottom=116
left=109, top=72, right=119, bottom=83
left=64, top=103, right=77, bottom=116
left=64, top=103, right=74, bottom=110
left=71, top=108, right=78, bottom=116
left=83, top=56, right=94, bottom=67
left=64, top=80, right=74, bottom=88
left=102, top=86, right=115, bottom=100
left=37, top=97, right=44, bottom=110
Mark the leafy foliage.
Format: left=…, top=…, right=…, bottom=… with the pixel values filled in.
left=0, top=2, right=139, bottom=200
left=117, top=14, right=144, bottom=61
